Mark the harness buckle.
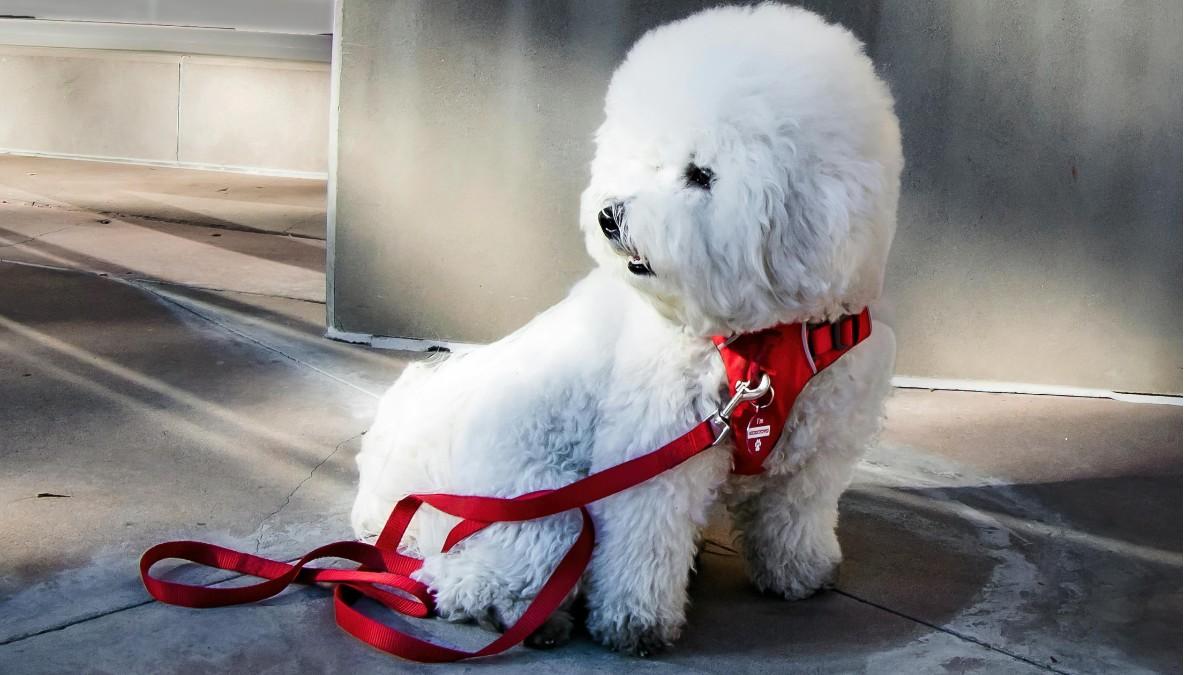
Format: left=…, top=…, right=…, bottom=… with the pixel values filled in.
left=828, top=315, right=861, bottom=352
left=709, top=373, right=773, bottom=445
left=830, top=323, right=845, bottom=351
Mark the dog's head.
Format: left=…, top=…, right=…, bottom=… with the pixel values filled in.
left=581, top=4, right=903, bottom=336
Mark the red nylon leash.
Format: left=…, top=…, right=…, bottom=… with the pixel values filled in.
left=139, top=310, right=871, bottom=662
left=140, top=422, right=716, bottom=662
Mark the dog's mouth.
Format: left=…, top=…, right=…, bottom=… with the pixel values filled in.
left=609, top=237, right=655, bottom=276
left=626, top=253, right=654, bottom=276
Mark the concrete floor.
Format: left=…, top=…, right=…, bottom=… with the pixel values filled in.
left=0, top=158, right=1182, bottom=674
left=0, top=155, right=327, bottom=239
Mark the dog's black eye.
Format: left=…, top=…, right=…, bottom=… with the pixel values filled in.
left=684, top=163, right=714, bottom=190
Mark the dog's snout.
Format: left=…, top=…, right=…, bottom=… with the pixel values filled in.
left=598, top=203, right=624, bottom=240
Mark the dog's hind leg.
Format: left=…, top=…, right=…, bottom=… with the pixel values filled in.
left=416, top=515, right=581, bottom=648
left=583, top=449, right=728, bottom=656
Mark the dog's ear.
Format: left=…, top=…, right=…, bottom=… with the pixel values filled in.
left=759, top=158, right=887, bottom=309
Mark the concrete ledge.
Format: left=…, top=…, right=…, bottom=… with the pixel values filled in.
left=0, top=18, right=331, bottom=62
left=324, top=327, right=477, bottom=354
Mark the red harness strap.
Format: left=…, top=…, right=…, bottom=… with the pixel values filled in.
left=139, top=310, right=871, bottom=662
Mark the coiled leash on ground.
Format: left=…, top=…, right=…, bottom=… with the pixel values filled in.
left=140, top=310, right=871, bottom=662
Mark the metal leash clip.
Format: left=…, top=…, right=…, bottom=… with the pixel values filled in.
left=708, top=373, right=772, bottom=445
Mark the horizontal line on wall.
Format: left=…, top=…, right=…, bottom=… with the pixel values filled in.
left=325, top=329, right=1183, bottom=405
left=0, top=149, right=327, bottom=180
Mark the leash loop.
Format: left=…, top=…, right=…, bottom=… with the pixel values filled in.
left=140, top=419, right=719, bottom=663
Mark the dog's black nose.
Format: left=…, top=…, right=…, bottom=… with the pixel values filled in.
left=598, top=203, right=622, bottom=240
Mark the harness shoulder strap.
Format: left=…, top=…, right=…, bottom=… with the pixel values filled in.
left=805, top=308, right=873, bottom=371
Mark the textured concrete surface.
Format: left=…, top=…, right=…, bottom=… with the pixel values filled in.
left=876, top=0, right=1181, bottom=394
left=0, top=154, right=326, bottom=238
left=0, top=156, right=326, bottom=301
left=0, top=202, right=325, bottom=301
left=0, top=263, right=409, bottom=644
left=0, top=46, right=180, bottom=162
left=177, top=58, right=331, bottom=175
left=0, top=46, right=330, bottom=175
left=331, top=0, right=1180, bottom=393
left=0, top=158, right=1181, bottom=672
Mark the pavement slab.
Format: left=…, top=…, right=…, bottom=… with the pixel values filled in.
left=0, top=154, right=327, bottom=239
left=0, top=202, right=325, bottom=302
left=144, top=282, right=422, bottom=398
left=0, top=262, right=401, bottom=645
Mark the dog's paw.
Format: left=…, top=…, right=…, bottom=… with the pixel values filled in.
left=476, top=604, right=510, bottom=633
left=587, top=612, right=678, bottom=657
left=435, top=595, right=520, bottom=633
left=523, top=609, right=573, bottom=650
left=749, top=556, right=840, bottom=601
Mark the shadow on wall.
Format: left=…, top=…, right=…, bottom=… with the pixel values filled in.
left=332, top=0, right=887, bottom=345
left=870, top=1, right=1181, bottom=393
left=333, top=0, right=1181, bottom=393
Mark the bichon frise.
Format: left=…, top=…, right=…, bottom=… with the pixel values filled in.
left=352, top=3, right=902, bottom=655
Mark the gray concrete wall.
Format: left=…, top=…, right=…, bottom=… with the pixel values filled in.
left=330, top=0, right=1181, bottom=394
left=877, top=1, right=1181, bottom=395
left=0, top=46, right=330, bottom=175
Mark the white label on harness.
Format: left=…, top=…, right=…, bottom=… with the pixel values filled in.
left=747, top=424, right=771, bottom=440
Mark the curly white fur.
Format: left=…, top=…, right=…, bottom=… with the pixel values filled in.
left=352, top=3, right=902, bottom=656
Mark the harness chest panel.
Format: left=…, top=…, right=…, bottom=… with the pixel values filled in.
left=713, top=309, right=872, bottom=475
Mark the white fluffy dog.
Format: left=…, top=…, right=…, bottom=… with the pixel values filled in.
left=352, top=3, right=902, bottom=655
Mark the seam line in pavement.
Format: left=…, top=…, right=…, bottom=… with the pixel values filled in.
left=831, top=588, right=1072, bottom=674
left=0, top=223, right=81, bottom=249
left=0, top=599, right=158, bottom=647
left=100, top=210, right=325, bottom=240
left=0, top=258, right=324, bottom=305
left=0, top=259, right=381, bottom=648
left=253, top=431, right=364, bottom=552
left=3, top=578, right=1083, bottom=671
left=133, top=280, right=381, bottom=400
left=1, top=196, right=325, bottom=240
left=0, top=261, right=347, bottom=396
left=133, top=276, right=325, bottom=305
left=0, top=560, right=309, bottom=648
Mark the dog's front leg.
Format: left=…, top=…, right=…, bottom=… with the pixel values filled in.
left=583, top=449, right=727, bottom=656
left=731, top=326, right=894, bottom=600
left=730, top=445, right=862, bottom=600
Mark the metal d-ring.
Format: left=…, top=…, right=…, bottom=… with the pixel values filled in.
left=751, top=385, right=775, bottom=411
left=709, top=373, right=773, bottom=445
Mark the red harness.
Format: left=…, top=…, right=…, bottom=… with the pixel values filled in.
left=140, top=309, right=871, bottom=662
